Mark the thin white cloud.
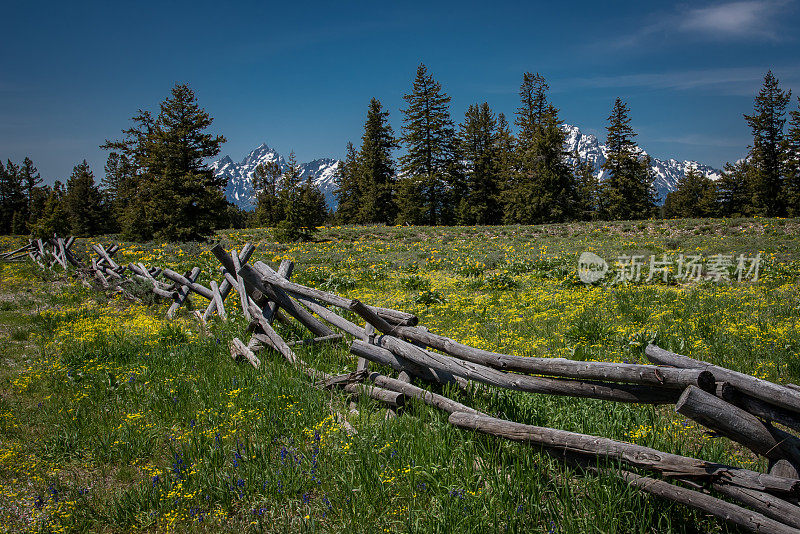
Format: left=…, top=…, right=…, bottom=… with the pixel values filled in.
left=563, top=65, right=800, bottom=96
left=607, top=0, right=794, bottom=49
left=679, top=1, right=788, bottom=40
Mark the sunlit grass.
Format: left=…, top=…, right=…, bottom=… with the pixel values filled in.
left=1, top=217, right=799, bottom=532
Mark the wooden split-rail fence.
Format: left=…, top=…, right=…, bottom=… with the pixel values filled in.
left=4, top=236, right=800, bottom=533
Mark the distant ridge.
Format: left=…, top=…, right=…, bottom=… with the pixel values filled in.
left=213, top=126, right=722, bottom=211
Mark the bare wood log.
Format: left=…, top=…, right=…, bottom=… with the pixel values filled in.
left=264, top=259, right=295, bottom=322
left=616, top=471, right=797, bottom=534
left=676, top=386, right=800, bottom=465
left=318, top=370, right=368, bottom=389
left=707, top=481, right=800, bottom=530
left=162, top=268, right=214, bottom=300
left=292, top=294, right=365, bottom=338
left=242, top=300, right=404, bottom=409
left=351, top=339, right=470, bottom=387
left=240, top=263, right=334, bottom=337
left=373, top=326, right=714, bottom=391
left=647, top=344, right=800, bottom=416
left=129, top=263, right=167, bottom=289
left=720, top=383, right=800, bottom=433
left=286, top=334, right=343, bottom=347
left=64, top=247, right=83, bottom=267
left=1, top=243, right=32, bottom=258
left=359, top=328, right=682, bottom=404
left=770, top=459, right=800, bottom=480
left=92, top=244, right=120, bottom=271
left=368, top=371, right=482, bottom=415
left=167, top=267, right=200, bottom=318
left=248, top=303, right=297, bottom=364
left=211, top=246, right=327, bottom=336
left=56, top=239, right=68, bottom=268
left=448, top=411, right=800, bottom=495
left=250, top=261, right=417, bottom=327
left=91, top=258, right=109, bottom=288
left=204, top=244, right=255, bottom=321
left=47, top=239, right=65, bottom=269
left=209, top=281, right=226, bottom=320
left=230, top=251, right=250, bottom=321
left=231, top=337, right=261, bottom=368
left=97, top=263, right=123, bottom=280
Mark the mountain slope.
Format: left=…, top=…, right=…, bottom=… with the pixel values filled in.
left=213, top=127, right=722, bottom=211
left=211, top=143, right=339, bottom=210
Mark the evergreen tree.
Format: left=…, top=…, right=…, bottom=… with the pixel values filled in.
left=63, top=160, right=104, bottom=236
left=494, top=113, right=517, bottom=221
left=398, top=64, right=459, bottom=225
left=717, top=160, right=754, bottom=217
left=31, top=182, right=69, bottom=239
left=101, top=110, right=155, bottom=238
left=17, top=157, right=42, bottom=232
left=600, top=98, right=656, bottom=220
left=100, top=152, right=127, bottom=232
left=0, top=160, right=25, bottom=234
left=334, top=142, right=361, bottom=223
left=147, top=84, right=227, bottom=241
left=358, top=98, right=397, bottom=224
left=784, top=97, right=800, bottom=216
left=297, top=177, right=328, bottom=228
left=573, top=154, right=599, bottom=220
left=27, top=185, right=50, bottom=232
left=252, top=159, right=283, bottom=226
left=663, top=166, right=717, bottom=218
left=459, top=102, right=502, bottom=224
left=744, top=71, right=791, bottom=216
left=506, top=73, right=577, bottom=223
left=515, top=73, right=550, bottom=149
left=274, top=152, right=323, bottom=241
left=102, top=84, right=226, bottom=241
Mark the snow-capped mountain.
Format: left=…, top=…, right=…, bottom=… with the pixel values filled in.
left=213, top=127, right=722, bottom=211
left=562, top=125, right=721, bottom=202
left=211, top=143, right=339, bottom=210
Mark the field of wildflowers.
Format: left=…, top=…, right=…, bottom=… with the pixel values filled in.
left=1, top=218, right=799, bottom=532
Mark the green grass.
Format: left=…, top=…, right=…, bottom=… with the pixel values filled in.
left=1, top=218, right=799, bottom=532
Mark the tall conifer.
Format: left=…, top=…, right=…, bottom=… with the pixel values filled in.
left=358, top=98, right=397, bottom=224
left=334, top=142, right=361, bottom=223
left=398, top=64, right=459, bottom=225
left=744, top=71, right=791, bottom=216
left=785, top=97, right=800, bottom=216
left=63, top=160, right=104, bottom=236
left=600, top=98, right=655, bottom=220
left=459, top=103, right=501, bottom=224
left=507, top=73, right=577, bottom=223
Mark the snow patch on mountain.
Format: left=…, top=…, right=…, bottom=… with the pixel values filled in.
left=214, top=126, right=722, bottom=211
left=561, top=125, right=721, bottom=202
left=212, top=143, right=339, bottom=210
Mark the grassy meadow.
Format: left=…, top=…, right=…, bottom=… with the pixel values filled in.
left=1, top=217, right=800, bottom=533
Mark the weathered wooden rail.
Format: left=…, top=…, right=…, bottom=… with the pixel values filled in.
left=4, top=236, right=800, bottom=532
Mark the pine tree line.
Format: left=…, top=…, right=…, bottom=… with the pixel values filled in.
left=332, top=64, right=658, bottom=226
left=5, top=69, right=800, bottom=240
left=0, top=157, right=111, bottom=238
left=1, top=83, right=253, bottom=241
left=665, top=71, right=800, bottom=218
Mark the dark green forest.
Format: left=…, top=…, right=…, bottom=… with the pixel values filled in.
left=2, top=68, right=799, bottom=242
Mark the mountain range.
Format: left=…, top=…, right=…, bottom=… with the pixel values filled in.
left=212, top=124, right=722, bottom=211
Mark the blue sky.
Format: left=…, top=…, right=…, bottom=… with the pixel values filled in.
left=1, top=0, right=798, bottom=184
